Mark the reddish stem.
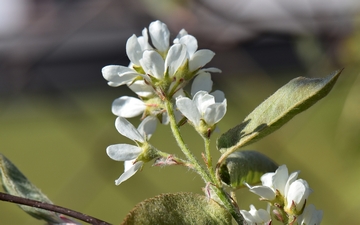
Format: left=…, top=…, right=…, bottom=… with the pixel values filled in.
left=0, top=192, right=112, bottom=225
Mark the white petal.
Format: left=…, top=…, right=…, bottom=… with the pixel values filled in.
left=149, top=20, right=170, bottom=53
left=112, top=96, right=146, bottom=118
left=256, top=208, right=271, bottom=222
left=284, top=171, right=300, bottom=197
left=211, top=90, right=225, bottom=103
left=193, top=91, right=214, bottom=114
left=124, top=160, right=135, bottom=172
left=240, top=210, right=255, bottom=223
left=115, top=161, right=143, bottom=185
left=179, top=35, right=198, bottom=57
left=261, top=172, right=275, bottom=187
left=249, top=186, right=276, bottom=200
left=176, top=97, right=201, bottom=126
left=165, top=44, right=187, bottom=76
left=191, top=72, right=212, bottom=96
left=300, top=204, right=323, bottom=225
left=137, top=116, right=157, bottom=139
left=161, top=112, right=170, bottom=125
left=174, top=29, right=188, bottom=43
left=128, top=80, right=155, bottom=97
left=137, top=28, right=152, bottom=50
left=286, top=179, right=312, bottom=211
left=106, top=144, right=141, bottom=161
left=102, top=65, right=139, bottom=86
left=201, top=67, right=222, bottom=73
left=140, top=50, right=165, bottom=79
left=115, top=117, right=144, bottom=142
left=189, top=49, right=215, bottom=72
left=204, top=100, right=227, bottom=125
left=126, top=35, right=143, bottom=65
left=272, top=164, right=289, bottom=195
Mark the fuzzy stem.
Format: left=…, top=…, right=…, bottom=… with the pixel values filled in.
left=203, top=137, right=219, bottom=186
left=0, top=192, right=111, bottom=225
left=165, top=100, right=210, bottom=182
left=165, top=100, right=243, bottom=224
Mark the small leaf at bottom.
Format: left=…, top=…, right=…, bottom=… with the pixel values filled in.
left=122, top=192, right=232, bottom=225
left=0, top=153, right=62, bottom=223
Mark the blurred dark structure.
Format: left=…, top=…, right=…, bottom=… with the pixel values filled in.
left=0, top=0, right=359, bottom=93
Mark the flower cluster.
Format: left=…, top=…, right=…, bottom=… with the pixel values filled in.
left=102, top=20, right=221, bottom=123
left=102, top=20, right=324, bottom=225
left=103, top=20, right=227, bottom=184
left=241, top=165, right=323, bottom=225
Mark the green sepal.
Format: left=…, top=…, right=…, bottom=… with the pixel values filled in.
left=0, top=153, right=62, bottom=223
left=217, top=69, right=342, bottom=155
left=219, top=150, right=278, bottom=189
left=121, top=192, right=232, bottom=225
left=132, top=65, right=145, bottom=74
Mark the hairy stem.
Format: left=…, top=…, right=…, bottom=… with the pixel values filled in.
left=0, top=192, right=111, bottom=225
left=165, top=100, right=243, bottom=224
left=165, top=100, right=212, bottom=182
left=203, top=137, right=219, bottom=185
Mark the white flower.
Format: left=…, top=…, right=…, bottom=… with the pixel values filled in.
left=176, top=90, right=227, bottom=128
left=297, top=204, right=323, bottom=225
left=191, top=72, right=225, bottom=101
left=173, top=30, right=221, bottom=74
left=248, top=165, right=312, bottom=215
left=106, top=117, right=157, bottom=185
left=240, top=205, right=271, bottom=225
left=248, top=165, right=297, bottom=200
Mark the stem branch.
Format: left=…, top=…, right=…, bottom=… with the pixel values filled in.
left=165, top=100, right=243, bottom=224
left=165, top=100, right=211, bottom=182
left=0, top=192, right=111, bottom=225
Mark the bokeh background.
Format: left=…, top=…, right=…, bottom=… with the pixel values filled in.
left=1, top=0, right=360, bottom=224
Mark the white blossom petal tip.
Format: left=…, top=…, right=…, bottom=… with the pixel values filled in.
left=115, top=117, right=144, bottom=142
left=149, top=20, right=170, bottom=53
left=106, top=144, right=142, bottom=161
left=102, top=65, right=139, bottom=87
left=112, top=96, right=146, bottom=118
left=115, top=161, right=144, bottom=185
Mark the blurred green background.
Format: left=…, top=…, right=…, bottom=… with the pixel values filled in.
left=1, top=1, right=360, bottom=224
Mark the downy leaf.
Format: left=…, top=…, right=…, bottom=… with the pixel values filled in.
left=122, top=192, right=232, bottom=225
left=217, top=70, right=342, bottom=160
left=219, top=150, right=278, bottom=189
left=0, top=153, right=62, bottom=223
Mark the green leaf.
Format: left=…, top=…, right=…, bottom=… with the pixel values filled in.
left=219, top=150, right=278, bottom=189
left=121, top=192, right=232, bottom=225
left=0, top=153, right=62, bottom=223
left=217, top=70, right=342, bottom=157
